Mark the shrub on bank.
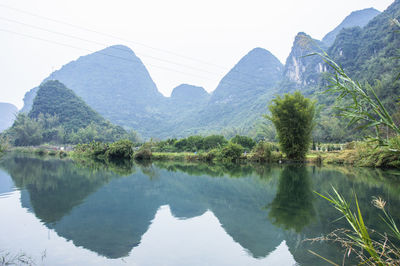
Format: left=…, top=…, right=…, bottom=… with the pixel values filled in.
left=215, top=142, right=244, bottom=163
left=249, top=141, right=281, bottom=163
left=106, top=140, right=134, bottom=160
left=74, top=140, right=134, bottom=160
left=134, top=148, right=152, bottom=160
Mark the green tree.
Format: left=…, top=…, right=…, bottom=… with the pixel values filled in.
left=11, top=113, right=43, bottom=146
left=216, top=142, right=244, bottom=162
left=230, top=135, right=255, bottom=151
left=265, top=91, right=315, bottom=160
left=203, top=135, right=228, bottom=150
left=268, top=166, right=315, bottom=232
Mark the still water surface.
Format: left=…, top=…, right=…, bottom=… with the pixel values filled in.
left=0, top=153, right=399, bottom=265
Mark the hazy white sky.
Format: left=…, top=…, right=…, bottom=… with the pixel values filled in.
left=0, top=0, right=394, bottom=108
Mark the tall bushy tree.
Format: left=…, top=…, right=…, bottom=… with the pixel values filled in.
left=266, top=91, right=315, bottom=160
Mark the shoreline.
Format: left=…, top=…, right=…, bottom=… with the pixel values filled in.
left=4, top=145, right=399, bottom=169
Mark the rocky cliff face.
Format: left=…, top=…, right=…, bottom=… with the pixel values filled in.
left=283, top=32, right=328, bottom=86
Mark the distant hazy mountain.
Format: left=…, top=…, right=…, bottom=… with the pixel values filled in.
left=0, top=103, right=18, bottom=132
left=322, top=8, right=380, bottom=46
left=17, top=3, right=397, bottom=140
left=21, top=45, right=165, bottom=137
left=210, top=48, right=283, bottom=104
left=170, top=84, right=210, bottom=106
left=185, top=48, right=283, bottom=135
left=30, top=80, right=125, bottom=135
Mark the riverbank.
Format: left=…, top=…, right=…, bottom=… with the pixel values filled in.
left=3, top=140, right=399, bottom=169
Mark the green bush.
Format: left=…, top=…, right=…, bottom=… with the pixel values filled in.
left=134, top=148, right=152, bottom=160
left=203, top=135, right=228, bottom=150
left=106, top=140, right=134, bottom=160
left=230, top=135, right=255, bottom=151
left=266, top=91, right=315, bottom=160
left=216, top=142, right=244, bottom=162
left=251, top=141, right=276, bottom=162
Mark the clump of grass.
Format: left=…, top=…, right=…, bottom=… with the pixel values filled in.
left=0, top=250, right=35, bottom=266
left=310, top=187, right=400, bottom=265
left=248, top=141, right=281, bottom=163
left=134, top=148, right=152, bottom=160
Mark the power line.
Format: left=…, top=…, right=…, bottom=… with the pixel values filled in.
left=0, top=16, right=223, bottom=77
left=0, top=28, right=216, bottom=81
left=0, top=3, right=270, bottom=82
left=0, top=28, right=269, bottom=89
left=0, top=3, right=227, bottom=70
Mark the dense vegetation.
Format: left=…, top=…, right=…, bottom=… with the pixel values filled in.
left=73, top=140, right=134, bottom=161
left=266, top=92, right=316, bottom=160
left=17, top=4, right=395, bottom=141
left=2, top=80, right=139, bottom=146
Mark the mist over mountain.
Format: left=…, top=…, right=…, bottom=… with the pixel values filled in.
left=18, top=3, right=397, bottom=140
left=170, top=84, right=210, bottom=106
left=0, top=103, right=18, bottom=133
left=322, top=8, right=381, bottom=46
left=188, top=48, right=283, bottom=136
left=210, top=48, right=283, bottom=103
left=21, top=45, right=165, bottom=137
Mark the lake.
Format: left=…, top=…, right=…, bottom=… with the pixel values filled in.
left=0, top=153, right=399, bottom=265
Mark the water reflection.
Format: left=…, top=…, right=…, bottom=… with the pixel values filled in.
left=268, top=165, right=315, bottom=232
left=0, top=154, right=399, bottom=265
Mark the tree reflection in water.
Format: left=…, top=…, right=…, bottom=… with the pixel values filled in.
left=268, top=165, right=315, bottom=232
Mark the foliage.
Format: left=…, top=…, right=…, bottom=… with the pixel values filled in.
left=203, top=135, right=228, bottom=150
left=313, top=188, right=400, bottom=265
left=266, top=91, right=316, bottom=160
left=74, top=140, right=134, bottom=160
left=268, top=166, right=315, bottom=232
left=153, top=135, right=228, bottom=153
left=249, top=141, right=280, bottom=163
left=214, top=142, right=244, bottom=163
left=29, top=80, right=105, bottom=133
left=0, top=250, right=36, bottom=266
left=317, top=52, right=400, bottom=144
left=5, top=113, right=136, bottom=146
left=230, top=135, right=255, bottom=151
left=105, top=140, right=134, bottom=160
left=0, top=136, right=9, bottom=154
left=5, top=80, right=138, bottom=146
left=8, top=113, right=44, bottom=146
left=134, top=148, right=152, bottom=161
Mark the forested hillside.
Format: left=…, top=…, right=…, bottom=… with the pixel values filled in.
left=17, top=3, right=396, bottom=141
left=5, top=80, right=137, bottom=146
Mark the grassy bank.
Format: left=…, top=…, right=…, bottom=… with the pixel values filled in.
left=3, top=139, right=399, bottom=169
left=317, top=140, right=400, bottom=168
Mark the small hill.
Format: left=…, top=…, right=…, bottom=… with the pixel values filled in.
left=170, top=84, right=210, bottom=105
left=29, top=80, right=110, bottom=132
left=322, top=8, right=380, bottom=46
left=21, top=45, right=165, bottom=137
left=0, top=103, right=18, bottom=132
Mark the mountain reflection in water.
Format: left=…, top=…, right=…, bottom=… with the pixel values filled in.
left=0, top=154, right=399, bottom=265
